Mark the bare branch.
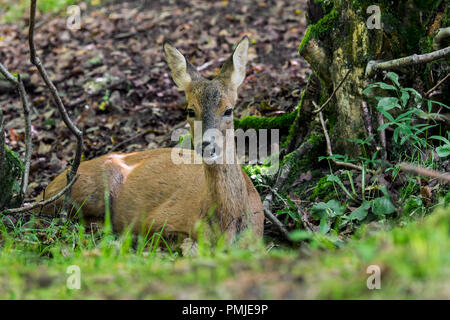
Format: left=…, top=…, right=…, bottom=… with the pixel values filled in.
left=312, top=69, right=351, bottom=114
left=400, top=163, right=450, bottom=184
left=262, top=140, right=314, bottom=242
left=366, top=46, right=450, bottom=76
left=197, top=57, right=227, bottom=72
left=17, top=75, right=32, bottom=202
left=425, top=73, right=450, bottom=98
left=3, top=175, right=78, bottom=214
left=0, top=64, right=33, bottom=205
left=319, top=111, right=376, bottom=174
left=28, top=0, right=83, bottom=219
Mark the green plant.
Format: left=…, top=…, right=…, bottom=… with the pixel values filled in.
left=430, top=133, right=450, bottom=158
left=363, top=72, right=448, bottom=157
left=0, top=146, right=24, bottom=210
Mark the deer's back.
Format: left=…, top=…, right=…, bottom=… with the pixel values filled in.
left=37, top=148, right=263, bottom=237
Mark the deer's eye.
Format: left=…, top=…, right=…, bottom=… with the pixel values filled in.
left=223, top=109, right=233, bottom=117
left=186, top=109, right=196, bottom=118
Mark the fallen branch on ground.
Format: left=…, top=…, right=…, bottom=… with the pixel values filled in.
left=425, top=73, right=450, bottom=98
left=400, top=163, right=450, bottom=184
left=366, top=46, right=450, bottom=76
left=197, top=57, right=227, bottom=72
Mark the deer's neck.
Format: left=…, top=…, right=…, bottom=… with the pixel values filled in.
left=203, top=155, right=251, bottom=237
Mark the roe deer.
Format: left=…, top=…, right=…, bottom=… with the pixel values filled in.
left=35, top=36, right=264, bottom=241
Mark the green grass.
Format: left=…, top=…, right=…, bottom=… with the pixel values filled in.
left=1, top=203, right=448, bottom=299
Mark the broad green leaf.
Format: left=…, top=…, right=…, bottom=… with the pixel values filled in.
left=375, top=82, right=397, bottom=90
left=436, top=146, right=450, bottom=158
left=326, top=175, right=354, bottom=200
left=366, top=82, right=397, bottom=91
left=378, top=185, right=390, bottom=197
left=377, top=123, right=390, bottom=130
left=348, top=201, right=370, bottom=221
left=378, top=97, right=400, bottom=110
left=385, top=72, right=400, bottom=87
left=396, top=109, right=417, bottom=121
left=393, top=127, right=400, bottom=143
left=376, top=106, right=395, bottom=122
left=319, top=217, right=330, bottom=234
left=404, top=87, right=422, bottom=99
left=311, top=199, right=345, bottom=220
left=429, top=135, right=450, bottom=145
left=372, top=196, right=395, bottom=215
left=362, top=87, right=372, bottom=95
left=400, top=90, right=410, bottom=107
left=310, top=202, right=329, bottom=220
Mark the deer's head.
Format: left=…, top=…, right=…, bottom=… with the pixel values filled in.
left=164, top=37, right=249, bottom=162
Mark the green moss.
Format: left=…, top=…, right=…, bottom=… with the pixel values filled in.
left=298, top=6, right=338, bottom=53
left=286, top=90, right=306, bottom=146
left=298, top=26, right=312, bottom=54
left=310, top=175, right=333, bottom=202
left=312, top=7, right=339, bottom=37
left=235, top=112, right=296, bottom=134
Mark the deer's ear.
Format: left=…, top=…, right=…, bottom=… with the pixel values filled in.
left=218, top=36, right=249, bottom=89
left=163, top=41, right=201, bottom=90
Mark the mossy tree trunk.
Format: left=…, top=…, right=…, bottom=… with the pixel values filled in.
left=298, top=0, right=449, bottom=157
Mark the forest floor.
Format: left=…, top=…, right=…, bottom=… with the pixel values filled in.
left=0, top=0, right=449, bottom=299
left=0, top=0, right=310, bottom=198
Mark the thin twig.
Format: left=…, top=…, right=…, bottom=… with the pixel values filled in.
left=319, top=111, right=376, bottom=173
left=400, top=162, right=450, bottom=184
left=366, top=46, right=450, bottom=76
left=425, top=73, right=450, bottom=97
left=312, top=69, right=351, bottom=114
left=197, top=57, right=227, bottom=72
left=29, top=0, right=83, bottom=219
left=0, top=64, right=33, bottom=205
left=2, top=175, right=78, bottom=214
left=17, top=75, right=32, bottom=202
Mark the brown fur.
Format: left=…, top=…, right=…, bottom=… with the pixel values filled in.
left=36, top=37, right=264, bottom=241
left=37, top=149, right=264, bottom=239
